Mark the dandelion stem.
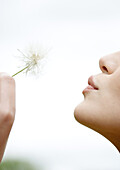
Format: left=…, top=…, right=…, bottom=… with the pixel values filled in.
left=12, top=65, right=29, bottom=77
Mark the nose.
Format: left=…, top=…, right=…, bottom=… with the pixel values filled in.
left=99, top=55, right=118, bottom=74
left=99, top=57, right=109, bottom=74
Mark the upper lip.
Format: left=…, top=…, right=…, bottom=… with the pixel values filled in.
left=88, top=76, right=99, bottom=90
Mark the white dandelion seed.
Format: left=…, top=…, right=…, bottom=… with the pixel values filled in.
left=12, top=45, right=49, bottom=77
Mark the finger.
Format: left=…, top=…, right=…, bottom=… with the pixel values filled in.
left=0, top=73, right=16, bottom=121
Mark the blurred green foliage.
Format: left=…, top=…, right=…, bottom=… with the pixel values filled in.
left=0, top=159, right=37, bottom=170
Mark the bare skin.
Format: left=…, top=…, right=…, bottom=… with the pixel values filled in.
left=74, top=51, right=120, bottom=152
left=0, top=73, right=15, bottom=162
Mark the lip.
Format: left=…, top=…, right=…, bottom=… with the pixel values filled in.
left=82, top=76, right=99, bottom=94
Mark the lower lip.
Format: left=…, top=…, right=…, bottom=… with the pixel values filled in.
left=82, top=85, right=97, bottom=94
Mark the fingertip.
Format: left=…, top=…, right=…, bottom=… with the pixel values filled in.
left=0, top=72, right=11, bottom=77
left=0, top=72, right=16, bottom=86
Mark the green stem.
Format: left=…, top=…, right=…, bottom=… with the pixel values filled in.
left=12, top=65, right=29, bottom=77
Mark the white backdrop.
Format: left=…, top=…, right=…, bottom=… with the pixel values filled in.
left=0, top=0, right=120, bottom=169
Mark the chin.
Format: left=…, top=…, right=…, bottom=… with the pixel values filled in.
left=74, top=101, right=90, bottom=124
left=74, top=100, right=100, bottom=131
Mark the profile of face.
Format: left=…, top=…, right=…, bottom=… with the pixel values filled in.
left=74, top=51, right=120, bottom=152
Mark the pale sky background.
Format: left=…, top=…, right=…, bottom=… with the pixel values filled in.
left=0, top=0, right=120, bottom=169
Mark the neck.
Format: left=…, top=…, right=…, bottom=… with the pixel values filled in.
left=103, top=132, right=120, bottom=153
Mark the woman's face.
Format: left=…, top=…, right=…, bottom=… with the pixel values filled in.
left=74, top=51, right=120, bottom=149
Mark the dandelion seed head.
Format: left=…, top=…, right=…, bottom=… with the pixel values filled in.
left=16, top=44, right=49, bottom=77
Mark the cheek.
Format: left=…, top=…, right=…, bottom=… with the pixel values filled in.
left=107, top=76, right=120, bottom=100
left=110, top=70, right=120, bottom=92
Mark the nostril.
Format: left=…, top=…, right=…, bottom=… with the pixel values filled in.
left=102, top=66, right=108, bottom=73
